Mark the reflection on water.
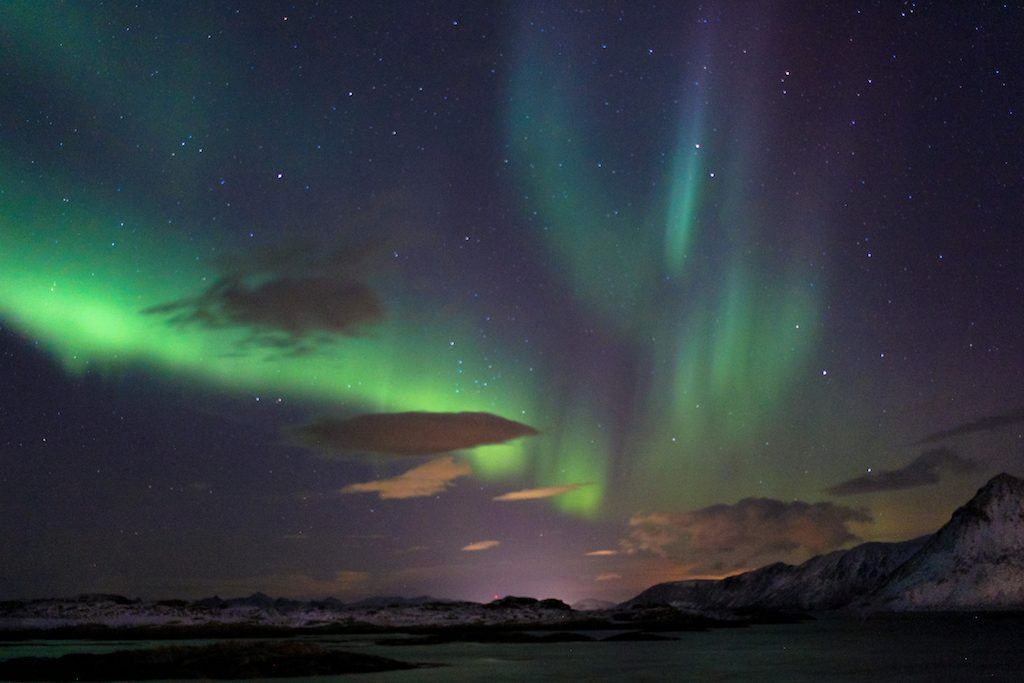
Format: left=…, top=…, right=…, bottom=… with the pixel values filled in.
left=3, top=616, right=1024, bottom=681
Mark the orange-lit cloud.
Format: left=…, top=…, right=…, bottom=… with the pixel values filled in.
left=462, top=540, right=500, bottom=552
left=341, top=456, right=471, bottom=499
left=585, top=550, right=618, bottom=556
left=493, top=483, right=588, bottom=501
left=621, top=497, right=870, bottom=574
left=595, top=573, right=622, bottom=581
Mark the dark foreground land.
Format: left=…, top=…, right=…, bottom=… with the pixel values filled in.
left=0, top=610, right=808, bottom=681
left=0, top=640, right=431, bottom=680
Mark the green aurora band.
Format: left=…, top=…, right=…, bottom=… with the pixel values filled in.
left=0, top=158, right=612, bottom=514
left=0, top=3, right=613, bottom=518
left=506, top=23, right=821, bottom=508
left=0, top=6, right=821, bottom=519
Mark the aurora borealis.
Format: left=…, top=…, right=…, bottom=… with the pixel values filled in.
left=1, top=2, right=1022, bottom=603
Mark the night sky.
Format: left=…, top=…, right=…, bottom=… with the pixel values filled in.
left=1, top=1, right=1022, bottom=604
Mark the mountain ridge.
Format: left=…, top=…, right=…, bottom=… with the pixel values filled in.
left=628, top=473, right=1024, bottom=614
left=863, top=472, right=1024, bottom=610
left=4, top=474, right=1022, bottom=633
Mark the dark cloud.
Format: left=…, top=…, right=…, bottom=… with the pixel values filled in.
left=143, top=242, right=385, bottom=349
left=914, top=407, right=1024, bottom=445
left=825, top=448, right=978, bottom=496
left=620, top=498, right=869, bottom=575
left=292, top=411, right=539, bottom=457
left=145, top=275, right=382, bottom=337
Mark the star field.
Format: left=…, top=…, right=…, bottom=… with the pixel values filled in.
left=0, top=1, right=1021, bottom=603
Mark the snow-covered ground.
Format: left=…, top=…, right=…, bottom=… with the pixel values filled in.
left=0, top=595, right=581, bottom=631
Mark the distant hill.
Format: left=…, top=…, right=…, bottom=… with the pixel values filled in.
left=0, top=592, right=581, bottom=632
left=571, top=598, right=617, bottom=612
left=627, top=473, right=1024, bottom=614
left=343, top=595, right=456, bottom=609
left=628, top=537, right=927, bottom=612
left=7, top=474, right=1023, bottom=634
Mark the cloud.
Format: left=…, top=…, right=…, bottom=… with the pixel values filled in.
left=340, top=456, right=472, bottom=500
left=585, top=550, right=618, bottom=556
left=145, top=275, right=381, bottom=343
left=620, top=498, right=870, bottom=575
left=595, top=573, right=622, bottom=582
left=292, top=411, right=538, bottom=457
left=143, top=242, right=386, bottom=349
left=462, top=540, right=500, bottom=552
left=825, top=448, right=978, bottom=496
left=914, top=407, right=1024, bottom=445
left=493, top=483, right=588, bottom=501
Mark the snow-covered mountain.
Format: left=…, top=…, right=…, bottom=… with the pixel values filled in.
left=5, top=474, right=1022, bottom=632
left=866, top=473, right=1024, bottom=610
left=628, top=473, right=1024, bottom=614
left=628, top=536, right=926, bottom=612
